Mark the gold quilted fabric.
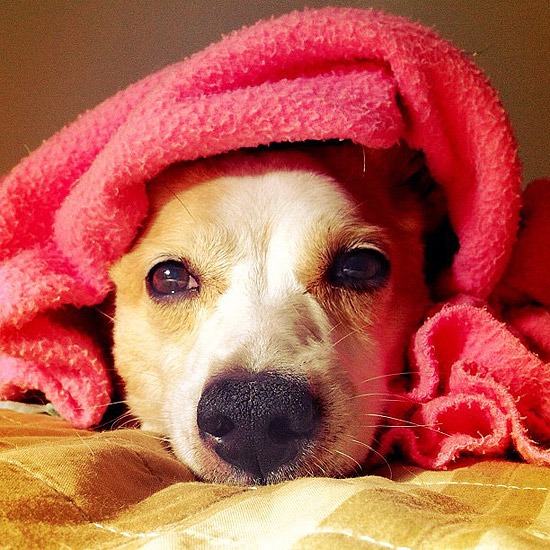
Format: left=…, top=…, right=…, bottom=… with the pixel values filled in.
left=2, top=409, right=550, bottom=549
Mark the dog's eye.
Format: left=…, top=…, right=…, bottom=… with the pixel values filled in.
left=328, top=248, right=390, bottom=291
left=146, top=260, right=199, bottom=299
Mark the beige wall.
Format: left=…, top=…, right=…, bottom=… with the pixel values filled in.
left=2, top=0, right=548, bottom=183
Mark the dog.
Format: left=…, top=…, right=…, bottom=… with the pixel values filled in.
left=109, top=140, right=448, bottom=485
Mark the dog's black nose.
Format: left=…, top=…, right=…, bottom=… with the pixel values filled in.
left=197, top=373, right=321, bottom=483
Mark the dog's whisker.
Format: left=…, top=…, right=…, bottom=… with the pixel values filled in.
left=104, top=399, right=130, bottom=407
left=317, top=444, right=350, bottom=478
left=363, top=414, right=407, bottom=426
left=111, top=417, right=140, bottom=430
left=130, top=431, right=171, bottom=444
left=71, top=429, right=97, bottom=457
left=323, top=457, right=349, bottom=479
left=91, top=396, right=166, bottom=412
left=346, top=436, right=393, bottom=478
left=330, top=328, right=361, bottom=347
left=291, top=303, right=320, bottom=341
left=361, top=423, right=431, bottom=429
left=89, top=399, right=136, bottom=410
left=359, top=371, right=417, bottom=385
left=90, top=415, right=131, bottom=431
left=88, top=401, right=126, bottom=411
left=112, top=418, right=143, bottom=430
left=310, top=456, right=328, bottom=477
left=363, top=413, right=451, bottom=437
left=355, top=399, right=416, bottom=406
left=94, top=307, right=115, bottom=323
left=350, top=392, right=414, bottom=401
left=327, top=321, right=343, bottom=335
left=160, top=180, right=196, bottom=221
left=361, top=422, right=451, bottom=439
left=109, top=412, right=167, bottom=427
left=331, top=448, right=363, bottom=473
left=305, top=460, right=318, bottom=476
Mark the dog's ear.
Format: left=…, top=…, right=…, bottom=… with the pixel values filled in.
left=395, top=149, right=459, bottom=289
left=299, top=140, right=417, bottom=194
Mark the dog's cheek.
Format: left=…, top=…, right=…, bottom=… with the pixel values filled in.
left=155, top=303, right=241, bottom=472
left=331, top=328, right=387, bottom=453
left=112, top=298, right=204, bottom=433
left=291, top=309, right=384, bottom=475
left=111, top=313, right=167, bottom=432
left=317, top=288, right=397, bottom=470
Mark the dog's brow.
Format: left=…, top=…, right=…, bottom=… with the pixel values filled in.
left=160, top=180, right=196, bottom=222
left=341, top=200, right=365, bottom=219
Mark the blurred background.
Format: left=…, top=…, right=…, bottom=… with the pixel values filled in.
left=2, top=0, right=548, bottom=182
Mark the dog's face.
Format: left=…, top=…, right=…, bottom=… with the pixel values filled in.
left=110, top=143, right=432, bottom=484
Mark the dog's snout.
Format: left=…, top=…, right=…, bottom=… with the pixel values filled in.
left=197, top=373, right=321, bottom=483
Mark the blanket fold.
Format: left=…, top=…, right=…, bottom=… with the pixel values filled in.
left=379, top=296, right=550, bottom=469
left=1, top=7, right=548, bottom=471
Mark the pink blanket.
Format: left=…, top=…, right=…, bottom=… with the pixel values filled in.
left=1, top=7, right=549, bottom=469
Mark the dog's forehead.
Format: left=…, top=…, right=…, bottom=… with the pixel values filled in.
left=147, top=170, right=359, bottom=245
left=215, top=171, right=355, bottom=227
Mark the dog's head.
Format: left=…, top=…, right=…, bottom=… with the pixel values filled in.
left=109, top=141, right=447, bottom=484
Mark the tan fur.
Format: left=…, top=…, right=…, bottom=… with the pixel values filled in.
left=110, top=143, right=430, bottom=484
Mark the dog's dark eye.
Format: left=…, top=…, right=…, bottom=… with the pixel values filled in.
left=328, top=248, right=390, bottom=291
left=146, top=260, right=199, bottom=299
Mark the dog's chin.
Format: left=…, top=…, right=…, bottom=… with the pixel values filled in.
left=167, top=431, right=376, bottom=486
left=182, top=449, right=321, bottom=486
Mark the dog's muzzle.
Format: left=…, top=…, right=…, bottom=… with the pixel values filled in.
left=197, top=372, right=321, bottom=483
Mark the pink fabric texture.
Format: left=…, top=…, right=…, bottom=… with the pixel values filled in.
left=1, top=7, right=548, bottom=468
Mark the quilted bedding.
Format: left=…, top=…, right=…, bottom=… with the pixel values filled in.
left=2, top=409, right=550, bottom=550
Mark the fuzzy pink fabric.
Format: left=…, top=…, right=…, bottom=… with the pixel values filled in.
left=379, top=295, right=550, bottom=467
left=1, top=7, right=548, bottom=469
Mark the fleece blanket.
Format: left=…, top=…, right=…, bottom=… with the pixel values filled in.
left=3, top=409, right=550, bottom=550
left=0, top=7, right=549, bottom=471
